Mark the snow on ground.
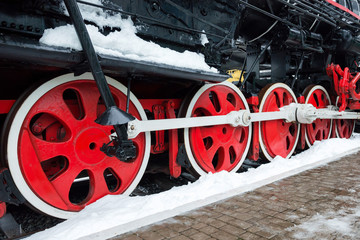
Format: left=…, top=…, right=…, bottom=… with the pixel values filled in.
left=288, top=195, right=360, bottom=239
left=40, top=0, right=217, bottom=73
left=290, top=206, right=360, bottom=239
left=286, top=172, right=360, bottom=239
left=26, top=135, right=360, bottom=240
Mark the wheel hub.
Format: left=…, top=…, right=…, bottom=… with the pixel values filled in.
left=75, top=128, right=108, bottom=165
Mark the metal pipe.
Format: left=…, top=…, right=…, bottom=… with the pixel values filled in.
left=242, top=40, right=273, bottom=88
left=63, top=0, right=128, bottom=140
left=126, top=77, right=132, bottom=113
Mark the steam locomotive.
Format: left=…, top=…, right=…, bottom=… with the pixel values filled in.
left=0, top=0, right=359, bottom=222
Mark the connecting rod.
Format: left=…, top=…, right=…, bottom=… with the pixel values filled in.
left=123, top=103, right=360, bottom=139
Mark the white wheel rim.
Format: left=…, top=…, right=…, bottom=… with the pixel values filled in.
left=258, top=83, right=300, bottom=161
left=6, top=73, right=150, bottom=219
left=304, top=85, right=333, bottom=147
left=183, top=81, right=252, bottom=176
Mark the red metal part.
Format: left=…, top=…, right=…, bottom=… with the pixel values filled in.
left=17, top=80, right=146, bottom=211
left=31, top=114, right=58, bottom=136
left=304, top=87, right=332, bottom=146
left=139, top=99, right=182, bottom=155
left=326, top=64, right=360, bottom=111
left=152, top=105, right=166, bottom=153
left=164, top=100, right=181, bottom=178
left=348, top=100, right=360, bottom=109
left=260, top=86, right=299, bottom=159
left=325, top=0, right=360, bottom=20
left=138, top=98, right=182, bottom=177
left=0, top=100, right=15, bottom=114
left=0, top=202, right=6, bottom=218
left=189, top=85, right=250, bottom=172
left=349, top=73, right=360, bottom=100
left=336, top=119, right=355, bottom=138
left=247, top=96, right=260, bottom=161
left=139, top=99, right=182, bottom=112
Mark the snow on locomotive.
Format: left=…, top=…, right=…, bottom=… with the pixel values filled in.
left=0, top=0, right=359, bottom=221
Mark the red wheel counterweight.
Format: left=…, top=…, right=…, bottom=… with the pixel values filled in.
left=303, top=85, right=332, bottom=147
left=259, top=83, right=300, bottom=161
left=4, top=73, right=150, bottom=218
left=184, top=82, right=251, bottom=175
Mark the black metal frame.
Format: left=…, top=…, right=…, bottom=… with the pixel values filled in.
left=0, top=169, right=25, bottom=205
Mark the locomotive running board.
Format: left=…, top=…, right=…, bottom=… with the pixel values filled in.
left=0, top=40, right=227, bottom=83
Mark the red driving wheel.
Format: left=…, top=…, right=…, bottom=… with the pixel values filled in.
left=184, top=81, right=251, bottom=175
left=4, top=73, right=150, bottom=218
left=303, top=85, right=332, bottom=147
left=259, top=83, right=300, bottom=161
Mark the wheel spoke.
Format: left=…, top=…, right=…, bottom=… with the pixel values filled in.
left=87, top=168, right=110, bottom=203
left=105, top=158, right=142, bottom=193
left=232, top=141, right=245, bottom=157
left=231, top=129, right=248, bottom=152
left=196, top=97, right=218, bottom=115
left=51, top=164, right=82, bottom=205
left=27, top=131, right=74, bottom=162
left=37, top=94, right=80, bottom=129
left=216, top=89, right=236, bottom=114
left=217, top=147, right=231, bottom=170
left=275, top=90, right=284, bottom=108
left=316, top=92, right=325, bottom=107
left=107, top=162, right=128, bottom=192
left=75, top=84, right=101, bottom=120
left=200, top=126, right=218, bottom=139
left=206, top=142, right=221, bottom=165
